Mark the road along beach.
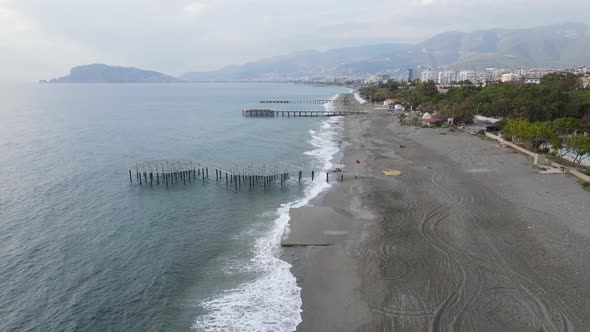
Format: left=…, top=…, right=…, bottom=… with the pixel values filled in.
left=284, top=107, right=590, bottom=331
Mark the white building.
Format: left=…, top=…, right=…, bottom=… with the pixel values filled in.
left=366, top=75, right=378, bottom=83
left=383, top=98, right=399, bottom=106
left=459, top=70, right=479, bottom=83
left=479, top=71, right=494, bottom=82
left=437, top=71, right=459, bottom=84
left=421, top=69, right=437, bottom=82
left=501, top=73, right=519, bottom=82
left=524, top=77, right=541, bottom=84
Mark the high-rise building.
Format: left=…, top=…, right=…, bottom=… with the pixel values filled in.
left=437, top=71, right=459, bottom=84
left=421, top=68, right=437, bottom=82
left=459, top=70, right=479, bottom=83
left=408, top=68, right=414, bottom=81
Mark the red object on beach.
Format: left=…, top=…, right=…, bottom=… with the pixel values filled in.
left=356, top=160, right=360, bottom=164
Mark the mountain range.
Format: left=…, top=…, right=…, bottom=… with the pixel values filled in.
left=182, top=22, right=590, bottom=81
left=42, top=23, right=590, bottom=83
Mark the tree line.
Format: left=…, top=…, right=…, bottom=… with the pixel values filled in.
left=502, top=118, right=589, bottom=166
left=359, top=73, right=590, bottom=129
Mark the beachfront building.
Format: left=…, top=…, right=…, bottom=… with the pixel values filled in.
left=383, top=98, right=400, bottom=107
left=524, top=77, right=541, bottom=84
left=422, top=118, right=445, bottom=127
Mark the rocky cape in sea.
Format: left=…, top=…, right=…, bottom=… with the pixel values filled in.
left=41, top=64, right=182, bottom=83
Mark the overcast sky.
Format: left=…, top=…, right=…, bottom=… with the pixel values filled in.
left=1, top=0, right=589, bottom=82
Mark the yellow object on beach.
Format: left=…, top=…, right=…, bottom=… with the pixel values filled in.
left=383, top=170, right=401, bottom=176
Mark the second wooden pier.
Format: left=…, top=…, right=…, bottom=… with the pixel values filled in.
left=242, top=109, right=367, bottom=117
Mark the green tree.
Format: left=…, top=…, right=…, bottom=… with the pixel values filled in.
left=552, top=118, right=580, bottom=139
left=399, top=113, right=407, bottom=124
left=565, top=135, right=590, bottom=166
left=504, top=118, right=555, bottom=150
left=541, top=72, right=578, bottom=90
left=581, top=112, right=590, bottom=130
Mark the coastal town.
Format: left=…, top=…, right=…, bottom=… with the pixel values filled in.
left=4, top=0, right=590, bottom=330
left=351, top=67, right=590, bottom=188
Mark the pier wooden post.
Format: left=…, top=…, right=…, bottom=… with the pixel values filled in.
left=139, top=173, right=142, bottom=185
left=226, top=173, right=229, bottom=185
left=311, top=170, right=314, bottom=181
left=326, top=172, right=329, bottom=183
left=206, top=168, right=209, bottom=179
left=129, top=170, right=132, bottom=183
left=150, top=173, right=153, bottom=185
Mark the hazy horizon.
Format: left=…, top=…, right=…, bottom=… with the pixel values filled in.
left=2, top=0, right=590, bottom=82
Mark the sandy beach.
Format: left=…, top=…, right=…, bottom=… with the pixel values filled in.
left=284, top=95, right=590, bottom=331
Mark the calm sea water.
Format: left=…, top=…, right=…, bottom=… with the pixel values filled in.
left=0, top=83, right=347, bottom=331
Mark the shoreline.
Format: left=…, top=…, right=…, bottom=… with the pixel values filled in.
left=282, top=93, right=376, bottom=330
left=285, top=105, right=590, bottom=330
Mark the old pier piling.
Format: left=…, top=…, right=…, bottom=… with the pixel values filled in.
left=259, top=99, right=345, bottom=104
left=129, top=160, right=311, bottom=193
left=242, top=109, right=367, bottom=117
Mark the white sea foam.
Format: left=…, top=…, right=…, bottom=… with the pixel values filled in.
left=354, top=92, right=367, bottom=105
left=192, top=95, right=343, bottom=332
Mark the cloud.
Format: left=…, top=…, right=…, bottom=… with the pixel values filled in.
left=1, top=0, right=590, bottom=81
left=183, top=2, right=207, bottom=17
left=413, top=0, right=435, bottom=5
left=0, top=6, right=15, bottom=17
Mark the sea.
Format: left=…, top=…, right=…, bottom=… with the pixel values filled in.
left=0, top=83, right=348, bottom=331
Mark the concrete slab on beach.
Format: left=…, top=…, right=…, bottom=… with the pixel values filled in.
left=281, top=206, right=353, bottom=247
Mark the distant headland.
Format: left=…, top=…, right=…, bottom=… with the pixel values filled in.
left=40, top=64, right=182, bottom=83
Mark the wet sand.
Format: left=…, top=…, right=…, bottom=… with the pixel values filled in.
left=284, top=102, right=590, bottom=331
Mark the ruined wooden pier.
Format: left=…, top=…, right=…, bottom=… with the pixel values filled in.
left=242, top=109, right=367, bottom=117
left=129, top=159, right=345, bottom=191
left=259, top=100, right=344, bottom=104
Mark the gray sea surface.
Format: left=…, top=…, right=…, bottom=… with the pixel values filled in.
left=0, top=83, right=347, bottom=331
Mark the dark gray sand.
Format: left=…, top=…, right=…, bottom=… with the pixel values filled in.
left=284, top=107, right=590, bottom=331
